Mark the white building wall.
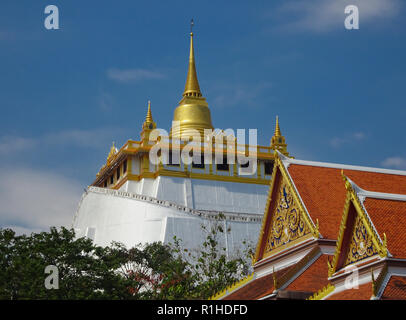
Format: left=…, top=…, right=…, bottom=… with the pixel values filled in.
left=73, top=187, right=263, bottom=254
left=120, top=176, right=268, bottom=214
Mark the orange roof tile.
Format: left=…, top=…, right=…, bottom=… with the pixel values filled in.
left=285, top=254, right=330, bottom=293
left=287, top=164, right=406, bottom=240
left=363, top=198, right=406, bottom=259
left=327, top=282, right=373, bottom=300
left=381, top=276, right=406, bottom=300
left=224, top=266, right=292, bottom=300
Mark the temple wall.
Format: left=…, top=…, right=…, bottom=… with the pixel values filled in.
left=72, top=187, right=262, bottom=254
left=120, top=176, right=268, bottom=214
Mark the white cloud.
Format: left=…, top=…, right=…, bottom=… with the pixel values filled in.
left=99, top=92, right=116, bottom=112
left=0, top=136, right=35, bottom=156
left=209, top=82, right=273, bottom=109
left=0, top=168, right=82, bottom=234
left=381, top=156, right=406, bottom=170
left=0, top=128, right=124, bottom=157
left=268, top=0, right=402, bottom=33
left=43, top=128, right=121, bottom=149
left=107, top=68, right=165, bottom=83
left=330, top=131, right=366, bottom=148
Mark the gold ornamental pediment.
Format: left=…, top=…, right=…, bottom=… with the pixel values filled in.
left=343, top=213, right=379, bottom=266
left=263, top=180, right=312, bottom=257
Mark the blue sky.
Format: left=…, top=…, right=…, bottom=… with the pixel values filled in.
left=0, top=0, right=405, bottom=233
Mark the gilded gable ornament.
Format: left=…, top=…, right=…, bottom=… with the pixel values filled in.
left=264, top=182, right=311, bottom=254
left=345, top=214, right=378, bottom=266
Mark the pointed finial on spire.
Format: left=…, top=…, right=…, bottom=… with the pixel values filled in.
left=142, top=100, right=156, bottom=136
left=190, top=18, right=194, bottom=35
left=183, top=19, right=202, bottom=98
left=107, top=141, right=117, bottom=163
left=145, top=100, right=153, bottom=123
left=274, top=116, right=282, bottom=137
left=270, top=116, right=289, bottom=156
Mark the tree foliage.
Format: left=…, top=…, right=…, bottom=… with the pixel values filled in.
left=0, top=221, right=252, bottom=300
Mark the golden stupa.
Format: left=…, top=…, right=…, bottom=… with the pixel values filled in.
left=171, top=28, right=214, bottom=139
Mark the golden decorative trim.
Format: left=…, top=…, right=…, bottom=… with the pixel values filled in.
left=93, top=140, right=277, bottom=186
left=254, top=158, right=279, bottom=262
left=329, top=174, right=388, bottom=277
left=254, top=152, right=318, bottom=263
left=373, top=264, right=388, bottom=297
left=208, top=272, right=254, bottom=300
left=307, top=283, right=335, bottom=300
left=263, top=179, right=312, bottom=255
left=262, top=233, right=314, bottom=260
left=157, top=168, right=271, bottom=185
left=344, top=214, right=378, bottom=266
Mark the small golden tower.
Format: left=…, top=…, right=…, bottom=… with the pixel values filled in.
left=171, top=21, right=214, bottom=139
left=107, top=142, right=118, bottom=164
left=141, top=100, right=157, bottom=144
left=270, top=116, right=289, bottom=156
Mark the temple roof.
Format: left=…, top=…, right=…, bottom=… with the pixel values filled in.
left=326, top=282, right=373, bottom=300
left=381, top=276, right=406, bottom=300
left=223, top=266, right=294, bottom=300
left=216, top=153, right=406, bottom=300
left=363, top=197, right=406, bottom=259
left=283, top=154, right=406, bottom=240
left=285, top=254, right=330, bottom=293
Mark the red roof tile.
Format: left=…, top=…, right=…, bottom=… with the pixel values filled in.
left=287, top=164, right=406, bottom=240
left=285, top=254, right=330, bottom=293
left=381, top=276, right=406, bottom=300
left=363, top=198, right=406, bottom=259
left=224, top=266, right=292, bottom=300
left=327, top=282, right=372, bottom=300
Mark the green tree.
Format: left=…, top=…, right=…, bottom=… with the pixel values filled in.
left=0, top=227, right=132, bottom=299
left=0, top=221, right=252, bottom=300
left=168, top=215, right=253, bottom=299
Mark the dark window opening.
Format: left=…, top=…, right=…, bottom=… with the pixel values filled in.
left=216, top=156, right=229, bottom=171
left=264, top=161, right=274, bottom=175
left=168, top=151, right=180, bottom=166
left=123, top=160, right=127, bottom=173
left=110, top=175, right=114, bottom=184
left=240, top=159, right=250, bottom=168
left=104, top=180, right=107, bottom=188
left=117, top=167, right=120, bottom=180
left=192, top=153, right=205, bottom=169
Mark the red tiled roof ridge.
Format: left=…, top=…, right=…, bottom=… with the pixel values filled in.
left=347, top=176, right=406, bottom=201
left=357, top=190, right=406, bottom=202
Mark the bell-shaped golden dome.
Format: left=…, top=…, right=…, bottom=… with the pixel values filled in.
left=171, top=29, right=214, bottom=139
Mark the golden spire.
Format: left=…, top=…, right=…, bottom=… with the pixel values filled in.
left=171, top=21, right=214, bottom=139
left=145, top=100, right=153, bottom=123
left=107, top=142, right=117, bottom=163
left=141, top=100, right=156, bottom=143
left=183, top=19, right=202, bottom=97
left=270, top=116, right=289, bottom=156
left=274, top=115, right=282, bottom=137
left=142, top=100, right=156, bottom=131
